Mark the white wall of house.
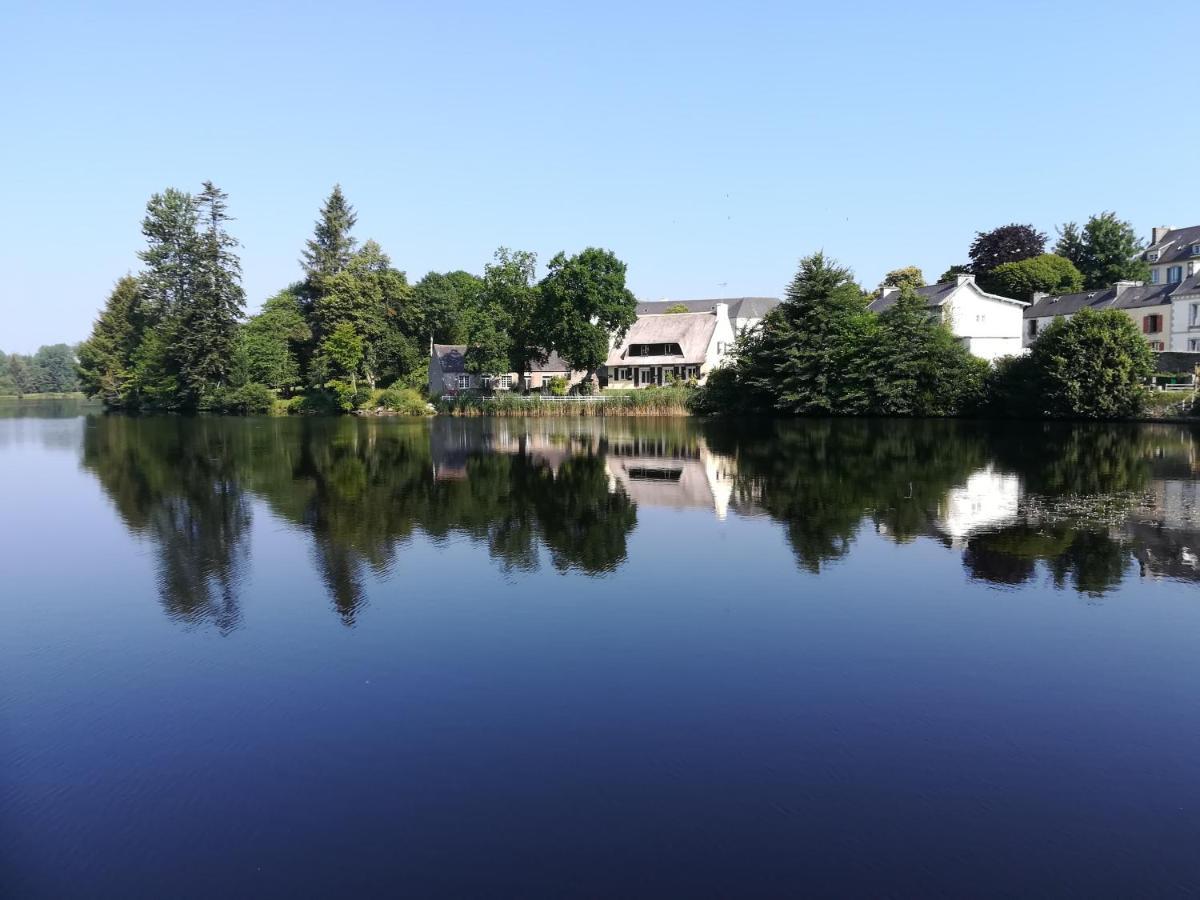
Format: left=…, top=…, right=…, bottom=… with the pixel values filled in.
left=1170, top=291, right=1200, bottom=351
left=940, top=280, right=1026, bottom=361
left=704, top=303, right=737, bottom=371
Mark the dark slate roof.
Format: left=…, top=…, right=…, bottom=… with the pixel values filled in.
left=1174, top=273, right=1200, bottom=296
left=1024, top=287, right=1115, bottom=318
left=433, top=344, right=574, bottom=373
left=1025, top=280, right=1195, bottom=318
left=868, top=281, right=957, bottom=314
left=1154, top=352, right=1200, bottom=374
left=1113, top=284, right=1175, bottom=310
left=1145, top=225, right=1200, bottom=266
left=636, top=297, right=780, bottom=319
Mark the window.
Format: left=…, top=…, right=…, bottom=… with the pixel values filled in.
left=716, top=341, right=728, bottom=355
left=1168, top=266, right=1183, bottom=284
left=1143, top=314, right=1163, bottom=334
left=498, top=374, right=513, bottom=389
left=523, top=375, right=532, bottom=389
left=456, top=374, right=472, bottom=390
left=1150, top=268, right=1160, bottom=284
left=1148, top=251, right=1160, bottom=262
left=1192, top=304, right=1200, bottom=328
left=638, top=345, right=650, bottom=356
left=1149, top=341, right=1164, bottom=351
left=1027, top=319, right=1039, bottom=338
left=1193, top=244, right=1200, bottom=256
left=1190, top=339, right=1200, bottom=351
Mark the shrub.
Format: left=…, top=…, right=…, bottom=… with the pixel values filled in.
left=690, top=366, right=741, bottom=416
left=378, top=385, right=429, bottom=415
left=287, top=390, right=342, bottom=415
left=546, top=376, right=569, bottom=396
left=223, top=382, right=274, bottom=415
left=1027, top=308, right=1153, bottom=419
left=979, top=353, right=1040, bottom=418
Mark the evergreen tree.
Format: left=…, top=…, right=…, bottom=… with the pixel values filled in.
left=174, top=181, right=245, bottom=405
left=740, top=252, right=874, bottom=415
left=301, top=184, right=358, bottom=298
left=870, top=285, right=987, bottom=416
left=78, top=275, right=147, bottom=406
left=138, top=188, right=198, bottom=321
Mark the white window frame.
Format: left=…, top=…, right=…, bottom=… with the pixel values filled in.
left=1192, top=304, right=1200, bottom=328
left=456, top=374, right=472, bottom=390
left=1190, top=338, right=1200, bottom=351
left=498, top=374, right=513, bottom=390
left=1168, top=266, right=1183, bottom=284
left=1148, top=251, right=1160, bottom=262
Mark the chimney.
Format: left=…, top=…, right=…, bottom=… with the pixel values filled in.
left=1112, top=280, right=1142, bottom=299
left=956, top=274, right=975, bottom=288
left=1031, top=291, right=1049, bottom=304
left=1151, top=226, right=1173, bottom=245
left=878, top=286, right=897, bottom=302
left=713, top=302, right=729, bottom=322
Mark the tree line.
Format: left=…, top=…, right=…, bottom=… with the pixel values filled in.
left=696, top=250, right=1155, bottom=420
left=0, top=344, right=80, bottom=395
left=905, top=211, right=1148, bottom=300
left=78, top=184, right=640, bottom=412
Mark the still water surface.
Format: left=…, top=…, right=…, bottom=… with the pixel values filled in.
left=2, top=408, right=1199, bottom=897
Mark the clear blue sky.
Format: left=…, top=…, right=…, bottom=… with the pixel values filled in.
left=2, top=0, right=1193, bottom=352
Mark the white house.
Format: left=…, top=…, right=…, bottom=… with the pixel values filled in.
left=1145, top=225, right=1200, bottom=288
left=869, top=274, right=1027, bottom=361
left=605, top=303, right=736, bottom=387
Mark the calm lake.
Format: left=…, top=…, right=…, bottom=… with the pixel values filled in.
left=3, top=406, right=1199, bottom=897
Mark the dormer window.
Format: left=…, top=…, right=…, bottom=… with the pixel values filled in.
left=1192, top=244, right=1200, bottom=256
left=1148, top=251, right=1160, bottom=262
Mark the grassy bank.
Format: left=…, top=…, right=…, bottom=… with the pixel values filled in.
left=440, top=386, right=694, bottom=417
left=0, top=392, right=92, bottom=401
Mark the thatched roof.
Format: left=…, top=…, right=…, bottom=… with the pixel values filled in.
left=606, top=313, right=717, bottom=366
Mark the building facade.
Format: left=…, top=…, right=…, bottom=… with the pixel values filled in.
left=605, top=303, right=736, bottom=387
left=869, top=274, right=1027, bottom=361
left=428, top=345, right=587, bottom=397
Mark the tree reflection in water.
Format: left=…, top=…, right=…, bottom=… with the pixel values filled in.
left=79, top=415, right=1200, bottom=630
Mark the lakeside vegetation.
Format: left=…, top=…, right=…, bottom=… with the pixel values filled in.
left=77, top=184, right=639, bottom=415
left=0, top=345, right=80, bottom=395
left=70, top=190, right=1179, bottom=421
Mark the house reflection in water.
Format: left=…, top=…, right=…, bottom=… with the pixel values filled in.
left=428, top=419, right=738, bottom=519
left=932, top=465, right=1022, bottom=545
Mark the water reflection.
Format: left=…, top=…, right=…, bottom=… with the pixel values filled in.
left=72, top=415, right=1200, bottom=630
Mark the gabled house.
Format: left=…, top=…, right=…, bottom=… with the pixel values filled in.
left=605, top=303, right=735, bottom=387
left=635, top=297, right=780, bottom=335
left=1023, top=276, right=1200, bottom=353
left=428, top=344, right=586, bottom=398
left=1144, top=225, right=1200, bottom=288
left=868, top=274, right=1026, bottom=361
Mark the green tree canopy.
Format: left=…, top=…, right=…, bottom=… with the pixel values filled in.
left=988, top=253, right=1083, bottom=300
left=539, top=247, right=638, bottom=382
left=1054, top=212, right=1149, bottom=289
left=412, top=270, right=484, bottom=344
left=873, top=266, right=925, bottom=298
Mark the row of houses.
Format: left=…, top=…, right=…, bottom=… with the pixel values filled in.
left=430, top=225, right=1200, bottom=395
